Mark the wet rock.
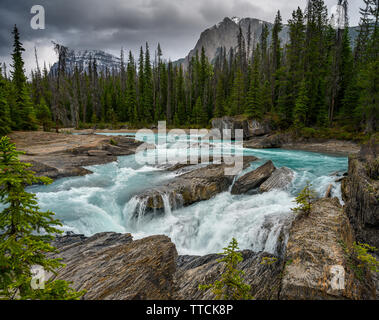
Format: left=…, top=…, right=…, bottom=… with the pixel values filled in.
left=174, top=251, right=282, bottom=300
left=231, top=161, right=276, bottom=195
left=51, top=233, right=178, bottom=300
left=342, top=138, right=379, bottom=248
left=211, top=116, right=271, bottom=140
left=135, top=164, right=236, bottom=214
left=325, top=184, right=334, bottom=198
left=135, top=156, right=258, bottom=215
left=87, top=150, right=112, bottom=157
left=259, top=167, right=294, bottom=193
left=280, top=198, right=376, bottom=300
left=244, top=134, right=283, bottom=149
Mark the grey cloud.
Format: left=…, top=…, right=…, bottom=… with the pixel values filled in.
left=0, top=0, right=363, bottom=74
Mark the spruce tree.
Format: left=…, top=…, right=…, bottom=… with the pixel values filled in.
left=230, top=68, right=245, bottom=116
left=357, top=59, right=378, bottom=133
left=36, top=97, right=52, bottom=132
left=214, top=78, right=225, bottom=118
left=143, top=43, right=153, bottom=124
left=271, top=10, right=283, bottom=108
left=125, top=51, right=138, bottom=125
left=0, top=137, right=85, bottom=299
left=138, top=46, right=144, bottom=121
left=10, top=25, right=37, bottom=130
left=293, top=80, right=309, bottom=129
left=0, top=68, right=11, bottom=136
left=245, top=61, right=262, bottom=119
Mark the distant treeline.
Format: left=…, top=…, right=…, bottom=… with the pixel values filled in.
left=0, top=0, right=377, bottom=136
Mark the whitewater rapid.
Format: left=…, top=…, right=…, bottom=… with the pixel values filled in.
left=28, top=133, right=348, bottom=256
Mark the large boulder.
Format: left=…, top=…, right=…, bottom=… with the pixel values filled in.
left=174, top=251, right=283, bottom=300
left=133, top=156, right=258, bottom=216
left=342, top=138, right=379, bottom=248
left=231, top=161, right=276, bottom=195
left=51, top=233, right=178, bottom=300
left=211, top=116, right=271, bottom=140
left=280, top=198, right=376, bottom=300
left=259, top=167, right=294, bottom=193
left=244, top=134, right=284, bottom=149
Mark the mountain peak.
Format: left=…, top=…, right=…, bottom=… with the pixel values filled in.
left=231, top=16, right=242, bottom=24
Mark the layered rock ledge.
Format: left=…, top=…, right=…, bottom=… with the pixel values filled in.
left=51, top=197, right=376, bottom=300
left=50, top=232, right=177, bottom=300
left=9, top=131, right=143, bottom=180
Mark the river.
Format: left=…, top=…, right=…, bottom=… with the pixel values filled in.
left=28, top=132, right=348, bottom=256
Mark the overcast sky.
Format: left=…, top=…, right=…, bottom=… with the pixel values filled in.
left=0, top=0, right=362, bottom=76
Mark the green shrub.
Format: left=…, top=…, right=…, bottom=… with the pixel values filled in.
left=300, top=127, right=317, bottom=139
left=291, top=182, right=317, bottom=217
left=352, top=242, right=379, bottom=273
left=340, top=240, right=379, bottom=281
left=260, top=257, right=278, bottom=265
left=109, top=138, right=118, bottom=146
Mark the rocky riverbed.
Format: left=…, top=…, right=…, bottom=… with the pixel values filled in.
left=49, top=196, right=376, bottom=300
left=9, top=131, right=144, bottom=179
left=8, top=130, right=378, bottom=300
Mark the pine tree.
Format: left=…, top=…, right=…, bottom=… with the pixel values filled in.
left=214, top=78, right=225, bottom=118
left=304, top=1, right=330, bottom=126
left=0, top=137, right=85, bottom=299
left=126, top=51, right=138, bottom=125
left=143, top=43, right=153, bottom=123
left=10, top=25, right=37, bottom=130
left=271, top=11, right=283, bottom=107
left=192, top=97, right=207, bottom=126
left=0, top=68, right=11, bottom=136
left=138, top=46, right=144, bottom=120
left=279, top=7, right=306, bottom=125
left=293, top=80, right=309, bottom=129
left=36, top=97, right=52, bottom=132
left=357, top=59, right=378, bottom=133
left=245, top=61, right=262, bottom=119
left=230, top=68, right=245, bottom=116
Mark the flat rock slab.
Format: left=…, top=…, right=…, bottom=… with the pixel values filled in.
left=9, top=131, right=143, bottom=180
left=259, top=167, right=294, bottom=193
left=231, top=160, right=276, bottom=195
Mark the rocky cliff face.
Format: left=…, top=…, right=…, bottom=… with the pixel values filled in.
left=177, top=17, right=358, bottom=69
left=179, top=17, right=290, bottom=69
left=280, top=198, right=375, bottom=300
left=342, top=138, right=379, bottom=248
